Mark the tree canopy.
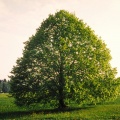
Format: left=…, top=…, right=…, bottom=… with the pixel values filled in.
left=10, top=10, right=119, bottom=108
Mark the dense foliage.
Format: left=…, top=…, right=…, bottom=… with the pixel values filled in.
left=10, top=10, right=119, bottom=108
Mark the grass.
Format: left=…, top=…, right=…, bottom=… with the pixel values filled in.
left=0, top=94, right=120, bottom=119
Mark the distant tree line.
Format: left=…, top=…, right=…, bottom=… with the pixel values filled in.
left=0, top=79, right=10, bottom=93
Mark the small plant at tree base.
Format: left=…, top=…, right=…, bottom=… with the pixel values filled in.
left=10, top=10, right=119, bottom=108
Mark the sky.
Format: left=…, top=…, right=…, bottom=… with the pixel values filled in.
left=0, top=0, right=120, bottom=79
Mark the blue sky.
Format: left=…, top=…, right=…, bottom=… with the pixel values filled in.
left=0, top=0, right=120, bottom=79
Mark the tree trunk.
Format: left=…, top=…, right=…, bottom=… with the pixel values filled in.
left=59, top=98, right=67, bottom=108
left=58, top=60, right=67, bottom=108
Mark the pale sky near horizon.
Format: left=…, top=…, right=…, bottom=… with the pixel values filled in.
left=0, top=0, right=120, bottom=79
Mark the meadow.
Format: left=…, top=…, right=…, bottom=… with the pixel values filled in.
left=0, top=94, right=120, bottom=119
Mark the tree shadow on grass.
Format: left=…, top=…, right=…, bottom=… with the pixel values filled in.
left=0, top=106, right=94, bottom=119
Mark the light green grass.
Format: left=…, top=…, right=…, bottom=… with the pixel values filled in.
left=0, top=93, right=120, bottom=119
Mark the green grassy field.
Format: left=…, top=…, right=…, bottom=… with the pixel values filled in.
left=0, top=94, right=120, bottom=119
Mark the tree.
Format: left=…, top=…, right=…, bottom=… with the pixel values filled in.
left=10, top=10, right=119, bottom=108
left=0, top=80, right=2, bottom=93
left=2, top=82, right=7, bottom=93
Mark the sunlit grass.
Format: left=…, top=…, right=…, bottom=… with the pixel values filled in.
left=0, top=93, right=120, bottom=119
